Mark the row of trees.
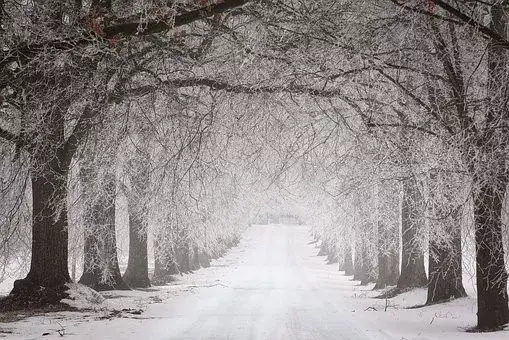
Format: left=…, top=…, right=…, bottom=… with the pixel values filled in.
left=292, top=0, right=509, bottom=331
left=0, top=0, right=508, bottom=332
left=0, top=0, right=264, bottom=305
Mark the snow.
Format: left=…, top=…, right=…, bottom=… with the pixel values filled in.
left=1, top=224, right=508, bottom=339
left=61, top=283, right=105, bottom=310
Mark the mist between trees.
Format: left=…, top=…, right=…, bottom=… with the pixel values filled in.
left=0, top=0, right=508, bottom=333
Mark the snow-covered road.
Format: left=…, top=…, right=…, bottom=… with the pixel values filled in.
left=107, top=224, right=389, bottom=340
left=5, top=224, right=507, bottom=339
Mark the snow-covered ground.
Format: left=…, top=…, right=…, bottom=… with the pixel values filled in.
left=1, top=224, right=508, bottom=339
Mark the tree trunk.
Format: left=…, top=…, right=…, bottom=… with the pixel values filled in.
left=344, top=245, right=354, bottom=276
left=198, top=251, right=211, bottom=268
left=326, top=242, right=339, bottom=264
left=353, top=234, right=375, bottom=285
left=122, top=210, right=150, bottom=288
left=152, top=257, right=173, bottom=285
left=353, top=244, right=367, bottom=282
left=338, top=245, right=345, bottom=271
left=27, top=172, right=71, bottom=287
left=375, top=221, right=400, bottom=289
left=152, top=237, right=178, bottom=285
left=360, top=248, right=376, bottom=286
left=7, top=171, right=72, bottom=307
left=190, top=246, right=200, bottom=271
left=123, top=160, right=150, bottom=289
left=176, top=241, right=191, bottom=274
left=397, top=179, right=427, bottom=289
left=426, top=206, right=466, bottom=304
left=152, top=256, right=177, bottom=285
left=79, top=171, right=129, bottom=291
left=317, top=239, right=330, bottom=256
left=3, top=112, right=72, bottom=309
left=473, top=180, right=509, bottom=330
left=471, top=1, right=509, bottom=330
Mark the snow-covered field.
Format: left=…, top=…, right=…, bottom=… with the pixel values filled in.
left=0, top=224, right=507, bottom=339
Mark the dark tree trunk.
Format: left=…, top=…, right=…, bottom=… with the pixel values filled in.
left=326, top=242, right=339, bottom=264
left=26, top=172, right=71, bottom=287
left=353, top=244, right=367, bottom=282
left=344, top=245, right=354, bottom=276
left=190, top=246, right=200, bottom=271
left=397, top=179, right=427, bottom=289
left=3, top=111, right=72, bottom=309
left=338, top=246, right=345, bottom=271
left=123, top=158, right=150, bottom=289
left=354, top=237, right=375, bottom=285
left=198, top=252, right=211, bottom=268
left=7, top=171, right=72, bottom=307
left=470, top=2, right=509, bottom=330
left=426, top=208, right=466, bottom=304
left=317, top=239, right=330, bottom=256
left=375, top=221, right=399, bottom=289
left=361, top=246, right=376, bottom=285
left=473, top=180, right=509, bottom=330
left=152, top=257, right=178, bottom=285
left=122, top=211, right=150, bottom=288
left=79, top=172, right=129, bottom=291
left=152, top=238, right=178, bottom=285
left=152, top=257, right=174, bottom=286
left=176, top=241, right=191, bottom=274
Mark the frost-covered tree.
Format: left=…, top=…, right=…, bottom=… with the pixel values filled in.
left=0, top=0, right=250, bottom=308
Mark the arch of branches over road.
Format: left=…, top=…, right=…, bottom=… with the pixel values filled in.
left=0, top=0, right=508, bottom=332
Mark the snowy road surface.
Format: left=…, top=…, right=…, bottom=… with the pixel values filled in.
left=5, top=225, right=507, bottom=339
left=5, top=225, right=396, bottom=339
left=131, top=225, right=386, bottom=340
left=96, top=224, right=391, bottom=340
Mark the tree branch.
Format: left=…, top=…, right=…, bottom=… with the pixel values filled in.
left=389, top=0, right=464, bottom=25
left=62, top=105, right=100, bottom=168
left=103, top=0, right=249, bottom=37
left=375, top=68, right=456, bottom=135
left=113, top=77, right=344, bottom=100
left=1, top=0, right=250, bottom=70
left=366, top=122, right=438, bottom=137
left=434, top=0, right=509, bottom=47
left=391, top=0, right=509, bottom=48
left=0, top=126, right=17, bottom=143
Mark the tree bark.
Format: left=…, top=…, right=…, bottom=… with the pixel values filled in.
left=470, top=1, right=509, bottom=330
left=426, top=208, right=466, bottom=304
left=190, top=245, right=201, bottom=271
left=152, top=237, right=178, bottom=285
left=79, top=171, right=129, bottom=291
left=198, top=251, right=211, bottom=268
left=397, top=178, right=427, bottom=289
left=317, top=239, right=330, bottom=256
left=176, top=239, right=191, bottom=274
left=473, top=179, right=509, bottom=329
left=326, top=242, right=339, bottom=264
left=375, top=221, right=400, bottom=289
left=338, top=247, right=345, bottom=271
left=344, top=245, right=354, bottom=276
left=7, top=171, right=72, bottom=307
left=353, top=244, right=368, bottom=283
left=123, top=158, right=150, bottom=289
left=3, top=111, right=72, bottom=309
left=354, top=227, right=376, bottom=285
left=152, top=256, right=177, bottom=285
left=122, top=209, right=150, bottom=288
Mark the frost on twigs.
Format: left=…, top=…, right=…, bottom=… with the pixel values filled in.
left=60, top=283, right=105, bottom=310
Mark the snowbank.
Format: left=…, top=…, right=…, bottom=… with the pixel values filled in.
left=60, top=283, right=105, bottom=310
